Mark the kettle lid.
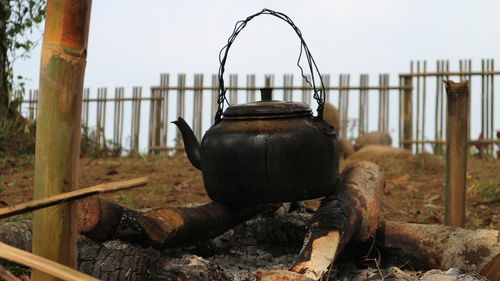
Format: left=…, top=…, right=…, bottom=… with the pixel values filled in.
left=222, top=88, right=312, bottom=118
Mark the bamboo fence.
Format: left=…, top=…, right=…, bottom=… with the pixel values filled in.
left=13, top=59, right=499, bottom=156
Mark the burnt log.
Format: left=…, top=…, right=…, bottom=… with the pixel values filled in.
left=136, top=202, right=276, bottom=248
left=1, top=214, right=499, bottom=280
left=78, top=197, right=276, bottom=248
left=259, top=161, right=385, bottom=280
left=376, top=220, right=500, bottom=274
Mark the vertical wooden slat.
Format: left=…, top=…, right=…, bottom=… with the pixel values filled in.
left=415, top=61, right=421, bottom=153
left=97, top=88, right=107, bottom=150
left=435, top=61, right=444, bottom=155
left=154, top=86, right=162, bottom=153
left=467, top=59, right=472, bottom=143
left=130, top=86, right=142, bottom=155
left=265, top=74, right=275, bottom=88
left=130, top=88, right=137, bottom=154
left=246, top=74, right=256, bottom=102
left=148, top=86, right=155, bottom=154
left=481, top=59, right=485, bottom=156
left=113, top=88, right=118, bottom=149
left=81, top=88, right=89, bottom=128
left=322, top=74, right=330, bottom=103
left=399, top=75, right=403, bottom=147
left=338, top=74, right=350, bottom=138
left=175, top=74, right=186, bottom=151
left=487, top=59, right=493, bottom=155
left=113, top=87, right=124, bottom=152
left=33, top=89, right=39, bottom=119
left=118, top=89, right=124, bottom=151
left=378, top=74, right=383, bottom=132
left=160, top=73, right=169, bottom=152
left=490, top=59, right=495, bottom=156
left=28, top=90, right=34, bottom=119
left=211, top=74, right=218, bottom=125
left=95, top=88, right=102, bottom=149
left=378, top=74, right=389, bottom=132
left=444, top=80, right=469, bottom=227
left=193, top=74, right=203, bottom=141
left=229, top=74, right=238, bottom=105
left=359, top=74, right=369, bottom=137
left=283, top=74, right=293, bottom=101
left=422, top=61, right=427, bottom=152
left=402, top=61, right=414, bottom=151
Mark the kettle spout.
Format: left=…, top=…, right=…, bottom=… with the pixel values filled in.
left=171, top=117, right=201, bottom=170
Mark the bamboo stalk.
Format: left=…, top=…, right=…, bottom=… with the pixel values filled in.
left=444, top=80, right=469, bottom=227
left=0, top=177, right=148, bottom=219
left=0, top=242, right=100, bottom=281
left=32, top=0, right=93, bottom=280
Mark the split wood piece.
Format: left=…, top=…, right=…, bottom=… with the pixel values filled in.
left=136, top=202, right=276, bottom=248
left=0, top=265, right=21, bottom=281
left=377, top=220, right=500, bottom=275
left=0, top=177, right=148, bottom=219
left=258, top=161, right=385, bottom=280
left=0, top=242, right=100, bottom=281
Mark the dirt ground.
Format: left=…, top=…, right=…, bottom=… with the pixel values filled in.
left=0, top=150, right=499, bottom=230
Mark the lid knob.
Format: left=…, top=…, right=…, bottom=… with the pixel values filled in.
left=260, top=88, right=273, bottom=101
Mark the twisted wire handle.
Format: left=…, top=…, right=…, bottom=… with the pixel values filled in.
left=215, top=8, right=326, bottom=122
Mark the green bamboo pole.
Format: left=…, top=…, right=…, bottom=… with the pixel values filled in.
left=32, top=1, right=92, bottom=280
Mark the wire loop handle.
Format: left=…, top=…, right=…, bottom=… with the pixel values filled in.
left=215, top=8, right=326, bottom=121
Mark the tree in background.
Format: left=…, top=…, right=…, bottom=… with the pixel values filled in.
left=0, top=0, right=45, bottom=118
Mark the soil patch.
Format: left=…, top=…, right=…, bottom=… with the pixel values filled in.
left=0, top=152, right=498, bottom=229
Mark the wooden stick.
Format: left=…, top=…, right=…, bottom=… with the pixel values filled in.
left=0, top=242, right=100, bottom=281
left=0, top=265, right=21, bottom=281
left=0, top=177, right=148, bottom=218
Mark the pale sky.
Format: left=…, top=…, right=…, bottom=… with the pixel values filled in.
left=12, top=0, right=500, bottom=151
left=14, top=0, right=500, bottom=89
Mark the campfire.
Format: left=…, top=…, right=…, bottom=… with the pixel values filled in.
left=0, top=7, right=498, bottom=281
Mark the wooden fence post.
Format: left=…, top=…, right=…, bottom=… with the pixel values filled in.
left=32, top=0, right=92, bottom=280
left=402, top=75, right=413, bottom=151
left=444, top=80, right=469, bottom=227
